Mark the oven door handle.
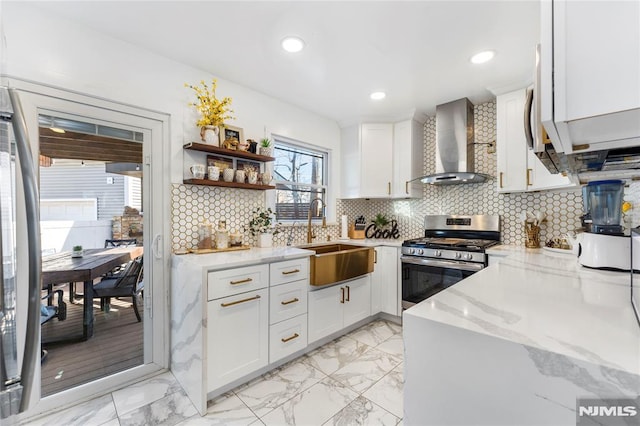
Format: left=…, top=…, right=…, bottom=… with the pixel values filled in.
left=400, top=256, right=485, bottom=272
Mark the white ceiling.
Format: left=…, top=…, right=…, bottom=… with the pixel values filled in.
left=33, top=1, right=540, bottom=125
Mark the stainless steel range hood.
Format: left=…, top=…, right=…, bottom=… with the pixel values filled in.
left=419, top=98, right=488, bottom=185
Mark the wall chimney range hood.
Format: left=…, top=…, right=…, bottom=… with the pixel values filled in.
left=418, top=98, right=488, bottom=185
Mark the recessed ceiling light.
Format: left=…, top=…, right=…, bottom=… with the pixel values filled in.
left=370, top=91, right=386, bottom=100
left=49, top=127, right=65, bottom=134
left=470, top=50, right=495, bottom=64
left=281, top=36, right=305, bottom=53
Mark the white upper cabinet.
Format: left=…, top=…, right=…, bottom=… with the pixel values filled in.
left=341, top=120, right=423, bottom=199
left=393, top=119, right=424, bottom=198
left=541, top=0, right=640, bottom=153
left=497, top=89, right=576, bottom=193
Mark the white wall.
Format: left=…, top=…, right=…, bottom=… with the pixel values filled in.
left=41, top=220, right=112, bottom=253
left=0, top=2, right=341, bottom=219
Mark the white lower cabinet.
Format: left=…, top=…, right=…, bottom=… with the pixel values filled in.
left=308, top=275, right=371, bottom=343
left=207, top=288, right=269, bottom=392
left=371, top=246, right=399, bottom=316
left=269, top=314, right=308, bottom=362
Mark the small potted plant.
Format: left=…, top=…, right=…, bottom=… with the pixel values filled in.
left=248, top=207, right=281, bottom=247
left=72, top=245, right=83, bottom=258
left=185, top=79, right=235, bottom=146
left=259, top=138, right=273, bottom=157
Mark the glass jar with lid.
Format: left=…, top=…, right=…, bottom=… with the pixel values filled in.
left=215, top=219, right=230, bottom=249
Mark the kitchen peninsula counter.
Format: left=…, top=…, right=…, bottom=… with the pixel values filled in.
left=403, top=246, right=640, bottom=425
left=172, top=246, right=314, bottom=270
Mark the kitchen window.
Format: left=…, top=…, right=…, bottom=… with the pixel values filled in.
left=273, top=137, right=328, bottom=221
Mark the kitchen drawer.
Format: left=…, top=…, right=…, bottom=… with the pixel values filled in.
left=270, top=257, right=310, bottom=286
left=208, top=264, right=269, bottom=301
left=269, top=314, right=308, bottom=363
left=269, top=279, right=308, bottom=325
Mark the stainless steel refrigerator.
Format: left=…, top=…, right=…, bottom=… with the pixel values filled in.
left=0, top=87, right=42, bottom=420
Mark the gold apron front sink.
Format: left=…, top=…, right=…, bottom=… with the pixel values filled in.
left=306, top=244, right=374, bottom=286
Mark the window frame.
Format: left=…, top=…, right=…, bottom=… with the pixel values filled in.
left=271, top=135, right=329, bottom=223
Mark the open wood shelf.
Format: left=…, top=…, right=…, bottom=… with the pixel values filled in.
left=184, top=142, right=275, bottom=162
left=183, top=178, right=276, bottom=190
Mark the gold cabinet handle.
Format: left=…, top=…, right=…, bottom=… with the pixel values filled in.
left=499, top=172, right=504, bottom=189
left=405, top=181, right=409, bottom=194
left=346, top=285, right=350, bottom=302
left=374, top=250, right=377, bottom=264
left=282, top=269, right=300, bottom=275
left=526, top=168, right=533, bottom=186
left=388, top=182, right=391, bottom=195
left=220, top=294, right=261, bottom=307
left=281, top=297, right=299, bottom=305
left=281, top=333, right=300, bottom=343
left=230, top=278, right=253, bottom=285
left=340, top=287, right=345, bottom=304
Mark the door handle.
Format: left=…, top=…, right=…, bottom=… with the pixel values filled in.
left=281, top=297, right=299, bottom=305
left=388, top=182, right=391, bottom=195
left=152, top=234, right=162, bottom=259
left=281, top=269, right=300, bottom=275
left=230, top=278, right=253, bottom=285
left=405, top=181, right=409, bottom=194
left=221, top=294, right=261, bottom=307
left=340, top=287, right=345, bottom=304
left=281, top=333, right=300, bottom=343
left=346, top=285, right=350, bottom=302
left=526, top=168, right=533, bottom=186
left=499, top=172, right=504, bottom=189
left=524, top=87, right=534, bottom=149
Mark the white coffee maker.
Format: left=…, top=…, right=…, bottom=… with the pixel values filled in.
left=578, top=180, right=633, bottom=270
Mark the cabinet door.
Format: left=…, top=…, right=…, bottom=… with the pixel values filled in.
left=526, top=149, right=576, bottom=191
left=554, top=1, right=640, bottom=123
left=208, top=264, right=269, bottom=300
left=392, top=120, right=423, bottom=198
left=207, top=288, right=269, bottom=391
left=269, top=314, right=308, bottom=363
left=269, top=279, right=308, bottom=325
left=343, top=276, right=371, bottom=327
left=270, top=257, right=309, bottom=286
left=379, top=247, right=399, bottom=316
left=308, top=286, right=343, bottom=343
left=360, top=123, right=393, bottom=198
left=496, top=90, right=528, bottom=193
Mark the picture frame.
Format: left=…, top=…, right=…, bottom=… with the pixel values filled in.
left=221, top=125, right=244, bottom=145
left=236, top=159, right=261, bottom=174
left=207, top=155, right=233, bottom=171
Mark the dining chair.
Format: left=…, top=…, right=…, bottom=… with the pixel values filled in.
left=104, top=238, right=138, bottom=248
left=93, top=256, right=144, bottom=322
left=41, top=289, right=67, bottom=362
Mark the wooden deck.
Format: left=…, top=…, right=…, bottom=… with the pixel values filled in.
left=41, top=289, right=143, bottom=397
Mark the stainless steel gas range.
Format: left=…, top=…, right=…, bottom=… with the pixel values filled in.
left=401, top=214, right=501, bottom=309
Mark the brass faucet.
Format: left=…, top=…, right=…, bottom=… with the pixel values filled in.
left=307, top=198, right=327, bottom=243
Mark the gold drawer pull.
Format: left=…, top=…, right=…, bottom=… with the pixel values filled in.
left=230, top=278, right=253, bottom=285
left=281, top=297, right=299, bottom=305
left=282, top=269, right=300, bottom=275
left=221, top=295, right=261, bottom=307
left=281, top=333, right=300, bottom=343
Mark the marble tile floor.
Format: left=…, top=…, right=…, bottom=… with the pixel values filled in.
left=23, top=320, right=404, bottom=426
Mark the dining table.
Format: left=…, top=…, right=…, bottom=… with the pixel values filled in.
left=42, top=246, right=144, bottom=341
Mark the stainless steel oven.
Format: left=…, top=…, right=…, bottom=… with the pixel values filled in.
left=401, top=215, right=500, bottom=310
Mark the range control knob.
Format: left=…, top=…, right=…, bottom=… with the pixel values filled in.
left=417, top=249, right=424, bottom=255
left=464, top=253, right=473, bottom=260
left=455, top=252, right=462, bottom=259
left=409, top=248, right=416, bottom=255
left=434, top=250, right=442, bottom=257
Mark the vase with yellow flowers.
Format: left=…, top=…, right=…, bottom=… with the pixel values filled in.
left=185, top=79, right=234, bottom=146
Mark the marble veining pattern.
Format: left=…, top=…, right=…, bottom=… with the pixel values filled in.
left=22, top=320, right=404, bottom=426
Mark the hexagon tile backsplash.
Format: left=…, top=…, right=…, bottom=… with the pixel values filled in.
left=171, top=100, right=640, bottom=250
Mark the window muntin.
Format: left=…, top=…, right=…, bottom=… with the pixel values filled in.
left=273, top=140, right=327, bottom=221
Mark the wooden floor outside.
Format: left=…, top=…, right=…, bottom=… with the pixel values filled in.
left=41, top=288, right=143, bottom=397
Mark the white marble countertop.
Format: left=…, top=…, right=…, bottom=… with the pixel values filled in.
left=404, top=245, right=640, bottom=375
left=172, top=246, right=314, bottom=271
left=299, top=239, right=403, bottom=248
